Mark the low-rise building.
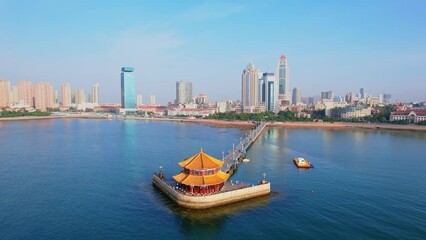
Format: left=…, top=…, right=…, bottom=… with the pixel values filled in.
left=390, top=110, right=426, bottom=123
left=168, top=107, right=216, bottom=117
left=339, top=106, right=372, bottom=119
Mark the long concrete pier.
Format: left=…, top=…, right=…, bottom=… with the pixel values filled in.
left=222, top=121, right=267, bottom=175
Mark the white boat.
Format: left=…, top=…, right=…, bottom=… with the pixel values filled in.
left=243, top=159, right=250, bottom=162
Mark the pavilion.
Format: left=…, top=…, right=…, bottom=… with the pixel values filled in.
left=173, top=149, right=230, bottom=194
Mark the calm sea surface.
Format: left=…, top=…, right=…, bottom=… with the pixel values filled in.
left=0, top=119, right=425, bottom=239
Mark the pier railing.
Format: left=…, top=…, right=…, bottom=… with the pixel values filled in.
left=222, top=121, right=267, bottom=173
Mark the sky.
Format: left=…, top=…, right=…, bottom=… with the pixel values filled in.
left=1, top=0, right=425, bottom=104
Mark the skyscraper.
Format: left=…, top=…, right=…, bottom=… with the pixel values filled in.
left=17, top=80, right=32, bottom=105
left=136, top=94, right=143, bottom=106
left=33, top=82, right=54, bottom=111
left=92, top=83, right=100, bottom=104
left=241, top=62, right=260, bottom=107
left=276, top=55, right=290, bottom=103
left=292, top=87, right=301, bottom=105
left=0, top=80, right=11, bottom=108
left=121, top=67, right=136, bottom=108
left=150, top=95, right=156, bottom=105
left=263, top=73, right=277, bottom=111
left=176, top=81, right=193, bottom=104
left=360, top=88, right=366, bottom=99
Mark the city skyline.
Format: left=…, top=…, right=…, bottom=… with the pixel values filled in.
left=0, top=1, right=425, bottom=104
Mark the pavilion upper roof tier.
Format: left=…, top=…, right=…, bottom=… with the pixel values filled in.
left=178, top=148, right=224, bottom=170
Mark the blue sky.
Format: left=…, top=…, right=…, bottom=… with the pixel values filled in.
left=1, top=0, right=425, bottom=104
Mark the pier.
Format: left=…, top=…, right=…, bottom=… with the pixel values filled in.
left=152, top=121, right=270, bottom=209
left=222, top=121, right=267, bottom=175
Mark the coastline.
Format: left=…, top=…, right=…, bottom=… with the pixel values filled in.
left=1, top=115, right=426, bottom=131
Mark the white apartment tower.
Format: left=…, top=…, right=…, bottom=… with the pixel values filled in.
left=241, top=62, right=261, bottom=107
left=91, top=83, right=99, bottom=104
left=136, top=94, right=143, bottom=106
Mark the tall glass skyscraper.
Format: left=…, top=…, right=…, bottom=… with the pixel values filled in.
left=265, top=73, right=277, bottom=112
left=121, top=67, right=136, bottom=108
left=276, top=55, right=290, bottom=102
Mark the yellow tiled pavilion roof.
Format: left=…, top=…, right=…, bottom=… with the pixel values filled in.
left=173, top=171, right=230, bottom=186
left=178, top=148, right=224, bottom=170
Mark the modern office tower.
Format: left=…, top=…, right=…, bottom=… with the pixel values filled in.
left=0, top=80, right=11, bottom=107
left=149, top=95, right=156, bottom=105
left=88, top=93, right=93, bottom=103
left=17, top=80, right=33, bottom=105
left=276, top=54, right=290, bottom=102
left=292, top=87, right=301, bottom=105
left=75, top=88, right=86, bottom=104
left=61, top=83, right=72, bottom=107
left=136, top=94, right=143, bottom=106
left=241, top=62, right=261, bottom=107
left=360, top=88, right=365, bottom=99
left=176, top=81, right=193, bottom=104
left=321, top=90, right=333, bottom=100
left=263, top=73, right=277, bottom=111
left=383, top=94, right=392, bottom=104
left=121, top=67, right=136, bottom=108
left=32, top=82, right=54, bottom=111
left=91, top=83, right=99, bottom=104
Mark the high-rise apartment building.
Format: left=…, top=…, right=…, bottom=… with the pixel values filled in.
left=61, top=83, right=72, bottom=107
left=241, top=63, right=260, bottom=107
left=196, top=94, right=209, bottom=105
left=92, top=83, right=99, bottom=104
left=75, top=88, right=86, bottom=104
left=17, top=80, right=33, bottom=105
left=263, top=73, right=277, bottom=111
left=292, top=87, right=301, bottom=105
left=276, top=55, right=290, bottom=103
left=136, top=94, right=143, bottom=106
left=11, top=85, right=19, bottom=104
left=149, top=95, right=156, bottom=105
left=33, top=82, right=54, bottom=111
left=345, top=92, right=354, bottom=103
left=0, top=80, right=11, bottom=108
left=121, top=67, right=136, bottom=108
left=321, top=90, right=333, bottom=100
left=176, top=81, right=193, bottom=104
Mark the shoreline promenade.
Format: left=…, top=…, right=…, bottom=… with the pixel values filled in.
left=1, top=114, right=426, bottom=131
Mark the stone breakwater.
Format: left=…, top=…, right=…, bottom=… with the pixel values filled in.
left=153, top=175, right=271, bottom=209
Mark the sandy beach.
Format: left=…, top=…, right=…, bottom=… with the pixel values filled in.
left=1, top=115, right=426, bottom=131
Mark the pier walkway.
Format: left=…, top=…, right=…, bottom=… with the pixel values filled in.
left=222, top=121, right=267, bottom=174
